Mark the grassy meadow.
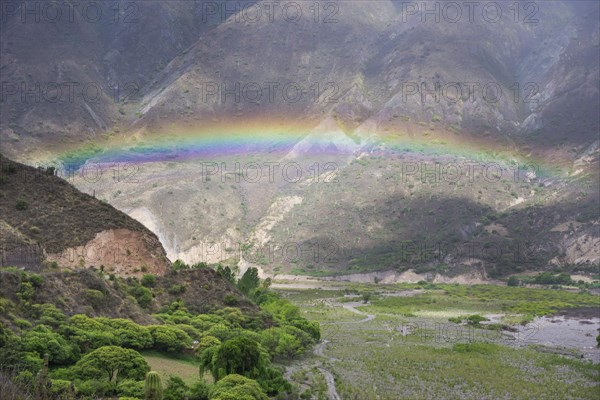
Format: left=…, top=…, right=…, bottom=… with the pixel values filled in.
left=276, top=283, right=600, bottom=399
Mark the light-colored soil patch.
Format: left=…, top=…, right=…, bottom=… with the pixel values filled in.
left=46, top=229, right=167, bottom=277
left=250, top=196, right=303, bottom=246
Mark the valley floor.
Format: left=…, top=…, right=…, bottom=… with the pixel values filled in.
left=276, top=282, right=600, bottom=400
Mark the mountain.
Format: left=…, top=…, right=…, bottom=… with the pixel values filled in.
left=0, top=0, right=254, bottom=158
left=0, top=152, right=256, bottom=319
left=0, top=154, right=170, bottom=276
left=0, top=0, right=598, bottom=280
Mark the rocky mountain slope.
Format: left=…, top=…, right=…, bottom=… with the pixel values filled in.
left=0, top=1, right=598, bottom=279
left=0, top=154, right=170, bottom=276
left=0, top=267, right=257, bottom=329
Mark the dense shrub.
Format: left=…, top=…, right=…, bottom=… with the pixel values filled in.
left=15, top=199, right=28, bottom=210
left=149, top=325, right=192, bottom=352
left=141, top=274, right=157, bottom=288
left=507, top=276, right=520, bottom=286
left=97, top=318, right=153, bottom=350
left=163, top=376, right=188, bottom=400
left=84, top=289, right=105, bottom=307
left=129, top=285, right=153, bottom=308
left=209, top=374, right=268, bottom=400
left=21, top=325, right=79, bottom=365
left=73, top=346, right=149, bottom=383
left=466, top=315, right=488, bottom=325
left=167, top=284, right=186, bottom=294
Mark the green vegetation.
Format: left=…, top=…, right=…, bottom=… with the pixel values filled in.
left=278, top=283, right=600, bottom=400
left=366, top=283, right=600, bottom=323
left=0, top=269, right=320, bottom=399
left=237, top=268, right=260, bottom=295
left=209, top=374, right=268, bottom=400
left=141, top=275, right=158, bottom=288
left=144, top=371, right=163, bottom=400
left=507, top=272, right=575, bottom=287
left=73, top=346, right=149, bottom=383
left=142, top=351, right=199, bottom=386
left=15, top=199, right=29, bottom=210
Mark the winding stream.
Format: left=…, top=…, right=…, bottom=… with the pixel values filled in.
left=283, top=288, right=599, bottom=399
left=311, top=301, right=375, bottom=400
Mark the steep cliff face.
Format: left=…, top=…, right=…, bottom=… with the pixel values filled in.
left=45, top=228, right=168, bottom=276
left=0, top=154, right=170, bottom=276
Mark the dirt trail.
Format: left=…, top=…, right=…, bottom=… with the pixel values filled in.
left=342, top=301, right=375, bottom=323
left=318, top=367, right=342, bottom=400
left=309, top=301, right=375, bottom=399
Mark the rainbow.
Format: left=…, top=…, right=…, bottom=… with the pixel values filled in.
left=36, top=118, right=568, bottom=179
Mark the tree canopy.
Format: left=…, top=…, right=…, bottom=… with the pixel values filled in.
left=73, top=345, right=149, bottom=383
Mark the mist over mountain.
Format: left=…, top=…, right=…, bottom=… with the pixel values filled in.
left=1, top=0, right=598, bottom=281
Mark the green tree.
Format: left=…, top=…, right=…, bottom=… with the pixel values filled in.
left=209, top=374, right=268, bottom=400
left=141, top=274, right=157, bottom=288
left=556, top=273, right=573, bottom=285
left=163, top=376, right=188, bottom=400
left=211, top=337, right=268, bottom=380
left=507, top=276, right=520, bottom=287
left=149, top=325, right=192, bottom=352
left=361, top=292, right=372, bottom=303
left=275, top=333, right=303, bottom=360
left=190, top=314, right=226, bottom=331
left=0, top=321, right=10, bottom=347
left=74, top=346, right=150, bottom=383
left=261, top=298, right=301, bottom=322
left=31, top=303, right=67, bottom=328
left=172, top=259, right=188, bottom=271
left=130, top=285, right=153, bottom=308
left=62, top=314, right=115, bottom=352
left=17, top=281, right=35, bottom=303
left=34, top=353, right=51, bottom=400
left=189, top=380, right=210, bottom=400
left=198, top=346, right=218, bottom=379
left=15, top=199, right=29, bottom=210
left=238, top=267, right=260, bottom=295
left=216, top=265, right=236, bottom=285
left=257, top=366, right=291, bottom=396
left=84, top=289, right=105, bottom=307
left=289, top=319, right=320, bottom=341
left=195, top=335, right=221, bottom=357
left=261, top=278, right=272, bottom=290
left=50, top=379, right=76, bottom=399
left=117, top=378, right=145, bottom=398
left=144, top=371, right=163, bottom=400
left=204, top=323, right=232, bottom=342
left=21, top=325, right=79, bottom=365
left=216, top=307, right=247, bottom=326
left=98, top=318, right=153, bottom=350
